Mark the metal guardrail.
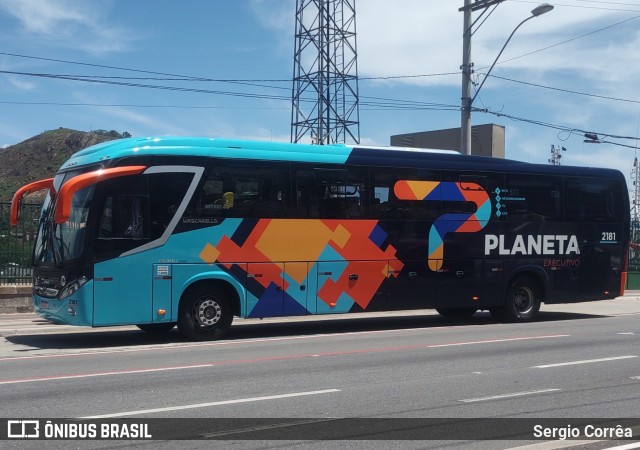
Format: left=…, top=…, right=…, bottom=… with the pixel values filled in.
left=0, top=202, right=40, bottom=285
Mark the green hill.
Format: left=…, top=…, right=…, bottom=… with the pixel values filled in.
left=0, top=128, right=128, bottom=202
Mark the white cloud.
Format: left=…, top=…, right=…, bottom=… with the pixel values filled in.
left=0, top=0, right=138, bottom=55
left=7, top=76, right=36, bottom=91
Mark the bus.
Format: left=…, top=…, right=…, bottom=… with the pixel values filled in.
left=10, top=137, right=630, bottom=340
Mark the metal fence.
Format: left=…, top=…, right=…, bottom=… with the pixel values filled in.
left=0, top=202, right=40, bottom=285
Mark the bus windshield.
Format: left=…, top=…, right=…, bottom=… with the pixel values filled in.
left=33, top=170, right=94, bottom=267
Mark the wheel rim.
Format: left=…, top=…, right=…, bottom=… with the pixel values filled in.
left=512, top=286, right=534, bottom=314
left=193, top=297, right=222, bottom=328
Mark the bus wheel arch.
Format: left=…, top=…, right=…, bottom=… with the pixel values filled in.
left=491, top=273, right=544, bottom=322
left=177, top=280, right=239, bottom=341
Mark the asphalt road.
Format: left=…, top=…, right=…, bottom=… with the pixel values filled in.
left=1, top=297, right=640, bottom=449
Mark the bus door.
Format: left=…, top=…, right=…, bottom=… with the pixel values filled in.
left=247, top=262, right=284, bottom=317
left=316, top=260, right=388, bottom=314
left=385, top=259, right=437, bottom=310
left=435, top=253, right=482, bottom=309
left=93, top=257, right=152, bottom=325
left=92, top=190, right=154, bottom=326
left=284, top=261, right=311, bottom=316
left=152, top=263, right=173, bottom=323
left=247, top=262, right=310, bottom=317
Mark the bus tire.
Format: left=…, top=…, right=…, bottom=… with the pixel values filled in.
left=492, top=276, right=541, bottom=322
left=436, top=308, right=477, bottom=319
left=177, top=285, right=233, bottom=341
left=136, top=323, right=176, bottom=333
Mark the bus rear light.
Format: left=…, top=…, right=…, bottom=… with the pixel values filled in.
left=472, top=296, right=479, bottom=301
left=620, top=247, right=629, bottom=296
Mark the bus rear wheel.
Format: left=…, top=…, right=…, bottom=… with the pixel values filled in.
left=436, top=308, right=477, bottom=319
left=178, top=286, right=233, bottom=341
left=491, top=276, right=541, bottom=322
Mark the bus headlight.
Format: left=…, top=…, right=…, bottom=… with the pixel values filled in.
left=59, top=276, right=88, bottom=300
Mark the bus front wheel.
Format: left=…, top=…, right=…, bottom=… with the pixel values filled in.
left=491, top=276, right=541, bottom=322
left=178, top=286, right=233, bottom=341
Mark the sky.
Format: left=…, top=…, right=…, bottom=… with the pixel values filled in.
left=1, top=0, right=640, bottom=190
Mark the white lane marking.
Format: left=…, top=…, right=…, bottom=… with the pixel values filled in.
left=459, top=388, right=560, bottom=403
left=618, top=332, right=635, bottom=335
left=602, top=444, right=640, bottom=450
left=0, top=326, right=460, bottom=362
left=0, top=363, right=214, bottom=385
left=0, top=333, right=570, bottom=362
left=630, top=376, right=640, bottom=380
left=533, top=355, right=638, bottom=369
left=427, top=335, right=569, bottom=349
left=508, top=440, right=598, bottom=450
left=80, top=389, right=341, bottom=419
left=0, top=334, right=571, bottom=386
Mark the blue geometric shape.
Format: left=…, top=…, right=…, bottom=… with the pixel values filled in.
left=439, top=182, right=465, bottom=202
left=369, top=225, right=388, bottom=249
left=248, top=282, right=282, bottom=318
left=283, top=291, right=310, bottom=316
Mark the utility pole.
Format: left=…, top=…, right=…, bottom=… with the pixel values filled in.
left=460, top=0, right=473, bottom=156
left=460, top=1, right=553, bottom=155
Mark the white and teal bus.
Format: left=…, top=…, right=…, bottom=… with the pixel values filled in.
left=11, top=137, right=630, bottom=340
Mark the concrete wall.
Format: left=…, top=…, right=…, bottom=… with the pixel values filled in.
left=0, top=285, right=34, bottom=313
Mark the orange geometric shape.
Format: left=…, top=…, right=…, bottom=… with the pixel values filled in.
left=255, top=219, right=333, bottom=263
left=331, top=224, right=351, bottom=249
left=394, top=180, right=439, bottom=200
left=200, top=243, right=221, bottom=265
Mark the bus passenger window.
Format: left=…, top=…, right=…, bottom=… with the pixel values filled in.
left=188, top=162, right=290, bottom=219
left=504, top=175, right=562, bottom=221
left=565, top=177, right=623, bottom=222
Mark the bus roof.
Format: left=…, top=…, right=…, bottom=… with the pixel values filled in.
left=59, top=136, right=625, bottom=179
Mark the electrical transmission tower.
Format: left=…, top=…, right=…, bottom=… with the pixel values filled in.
left=631, top=157, right=640, bottom=264
left=548, top=145, right=566, bottom=165
left=632, top=157, right=640, bottom=224
left=291, top=0, right=360, bottom=145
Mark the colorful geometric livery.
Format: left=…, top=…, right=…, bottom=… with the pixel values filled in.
left=198, top=218, right=404, bottom=317
left=394, top=181, right=491, bottom=271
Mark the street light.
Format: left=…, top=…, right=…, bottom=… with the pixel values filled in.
left=461, top=3, right=554, bottom=155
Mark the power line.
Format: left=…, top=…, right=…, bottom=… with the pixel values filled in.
left=491, top=14, right=640, bottom=67
left=485, top=73, right=640, bottom=105
left=510, top=0, right=640, bottom=12
left=478, top=107, right=640, bottom=143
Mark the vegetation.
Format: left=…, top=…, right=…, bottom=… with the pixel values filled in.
left=0, top=128, right=130, bottom=283
left=0, top=128, right=130, bottom=202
